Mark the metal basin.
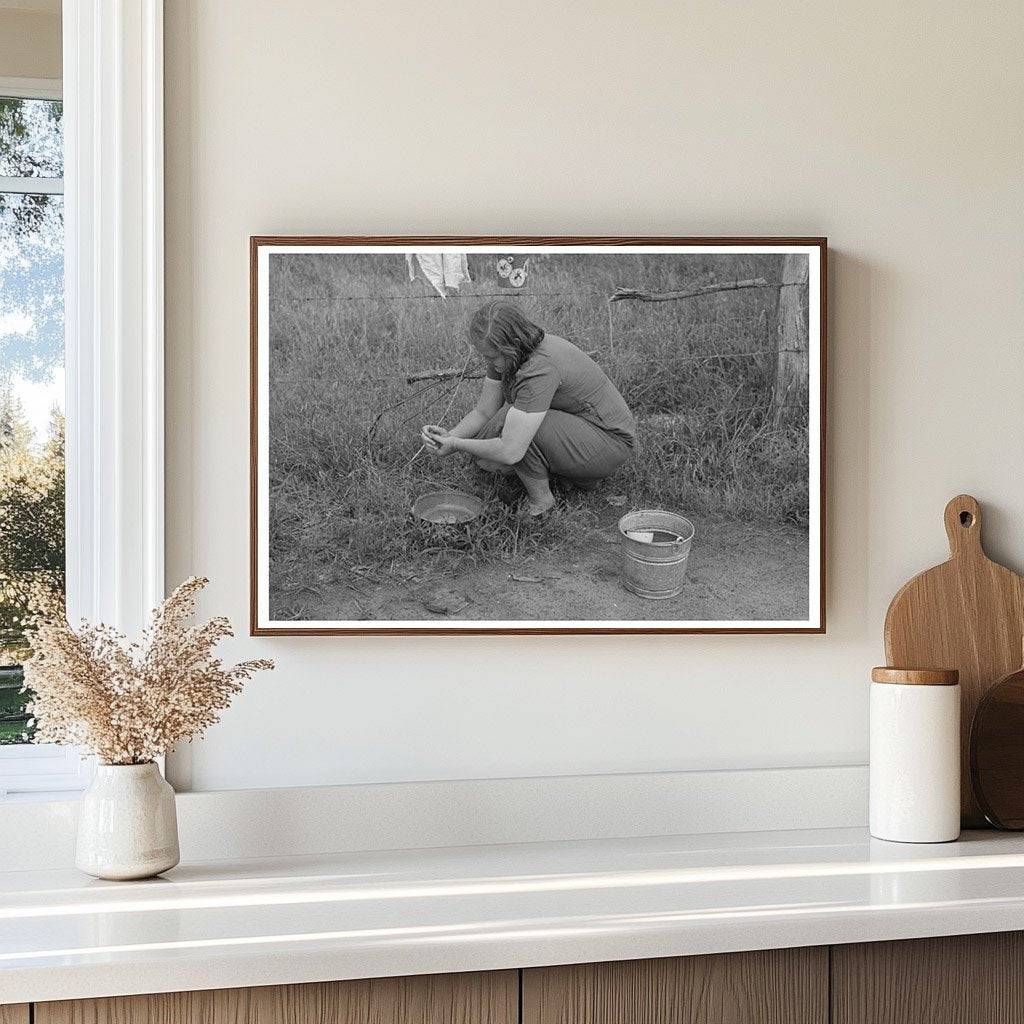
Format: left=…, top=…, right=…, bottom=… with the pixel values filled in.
left=412, top=490, right=484, bottom=525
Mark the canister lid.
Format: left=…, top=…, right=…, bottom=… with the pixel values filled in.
left=871, top=667, right=959, bottom=686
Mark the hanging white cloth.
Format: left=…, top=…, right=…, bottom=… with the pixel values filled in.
left=406, top=253, right=471, bottom=297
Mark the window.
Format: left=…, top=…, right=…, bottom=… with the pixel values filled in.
left=0, top=4, right=166, bottom=798
left=0, top=79, right=85, bottom=797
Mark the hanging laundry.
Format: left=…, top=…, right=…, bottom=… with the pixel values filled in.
left=490, top=254, right=529, bottom=290
left=405, top=253, right=471, bottom=297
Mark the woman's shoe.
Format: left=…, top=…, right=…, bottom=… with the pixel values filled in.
left=524, top=496, right=556, bottom=519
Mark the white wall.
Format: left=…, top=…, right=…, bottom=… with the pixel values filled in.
left=164, top=0, right=1024, bottom=792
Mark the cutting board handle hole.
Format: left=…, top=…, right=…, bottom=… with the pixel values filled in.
left=944, top=495, right=983, bottom=557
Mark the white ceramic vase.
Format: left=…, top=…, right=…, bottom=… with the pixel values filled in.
left=76, top=762, right=180, bottom=880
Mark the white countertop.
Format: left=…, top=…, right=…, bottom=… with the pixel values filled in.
left=4, top=826, right=1024, bottom=1004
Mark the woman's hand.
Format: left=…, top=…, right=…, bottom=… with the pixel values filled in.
left=421, top=424, right=457, bottom=458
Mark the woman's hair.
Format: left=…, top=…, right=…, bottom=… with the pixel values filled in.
left=468, top=301, right=545, bottom=393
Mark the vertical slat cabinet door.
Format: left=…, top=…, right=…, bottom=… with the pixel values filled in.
left=522, top=948, right=828, bottom=1024
left=0, top=1006, right=29, bottom=1024
left=832, top=933, right=1024, bottom=1024
left=34, top=970, right=519, bottom=1024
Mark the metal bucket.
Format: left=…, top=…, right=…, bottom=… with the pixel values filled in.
left=618, top=509, right=695, bottom=600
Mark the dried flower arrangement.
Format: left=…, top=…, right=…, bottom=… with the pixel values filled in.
left=22, top=576, right=273, bottom=765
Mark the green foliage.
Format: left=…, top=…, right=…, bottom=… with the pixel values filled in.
left=0, top=396, right=65, bottom=742
left=0, top=666, right=29, bottom=744
left=1, top=96, right=65, bottom=387
left=0, top=96, right=63, bottom=240
left=0, top=401, right=64, bottom=572
left=0, top=95, right=65, bottom=737
left=0, top=97, right=63, bottom=174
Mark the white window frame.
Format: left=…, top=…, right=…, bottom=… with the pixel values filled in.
left=0, top=0, right=164, bottom=799
left=0, top=77, right=61, bottom=101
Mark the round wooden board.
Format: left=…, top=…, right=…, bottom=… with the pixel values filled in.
left=970, top=662, right=1024, bottom=829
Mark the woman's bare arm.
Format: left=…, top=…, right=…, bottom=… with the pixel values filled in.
left=444, top=378, right=504, bottom=439
left=449, top=407, right=545, bottom=466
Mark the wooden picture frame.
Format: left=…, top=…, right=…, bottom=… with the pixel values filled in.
left=251, top=237, right=827, bottom=635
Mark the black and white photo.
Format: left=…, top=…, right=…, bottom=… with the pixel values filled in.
left=251, top=238, right=825, bottom=634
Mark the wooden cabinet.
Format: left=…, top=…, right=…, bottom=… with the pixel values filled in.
left=522, top=948, right=828, bottom=1024
left=832, top=932, right=1024, bottom=1024
left=34, top=971, right=517, bottom=1024
left=23, top=932, right=1024, bottom=1024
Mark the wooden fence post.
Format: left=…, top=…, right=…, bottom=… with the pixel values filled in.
left=772, top=254, right=809, bottom=423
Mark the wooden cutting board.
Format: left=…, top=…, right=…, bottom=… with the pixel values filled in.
left=884, top=494, right=1024, bottom=826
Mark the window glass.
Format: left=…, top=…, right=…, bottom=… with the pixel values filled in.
left=0, top=97, right=63, bottom=178
left=0, top=97, right=65, bottom=746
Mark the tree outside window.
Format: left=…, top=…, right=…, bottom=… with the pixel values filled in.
left=0, top=94, right=65, bottom=745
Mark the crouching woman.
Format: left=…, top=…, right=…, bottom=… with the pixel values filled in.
left=421, top=301, right=635, bottom=516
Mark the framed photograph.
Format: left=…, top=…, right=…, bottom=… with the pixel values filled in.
left=251, top=236, right=826, bottom=635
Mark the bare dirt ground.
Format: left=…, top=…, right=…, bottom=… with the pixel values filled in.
left=298, top=504, right=809, bottom=623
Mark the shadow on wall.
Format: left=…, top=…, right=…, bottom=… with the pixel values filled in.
left=826, top=250, right=872, bottom=637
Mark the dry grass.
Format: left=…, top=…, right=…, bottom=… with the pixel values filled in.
left=24, top=577, right=273, bottom=764
left=266, top=252, right=809, bottom=615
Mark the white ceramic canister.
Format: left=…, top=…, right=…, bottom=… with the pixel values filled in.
left=870, top=667, right=961, bottom=843
left=76, top=762, right=180, bottom=880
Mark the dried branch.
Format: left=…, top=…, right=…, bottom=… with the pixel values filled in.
left=407, top=364, right=487, bottom=385
left=367, top=375, right=450, bottom=440
left=609, top=278, right=772, bottom=303
left=22, top=576, right=273, bottom=765
left=404, top=353, right=473, bottom=469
